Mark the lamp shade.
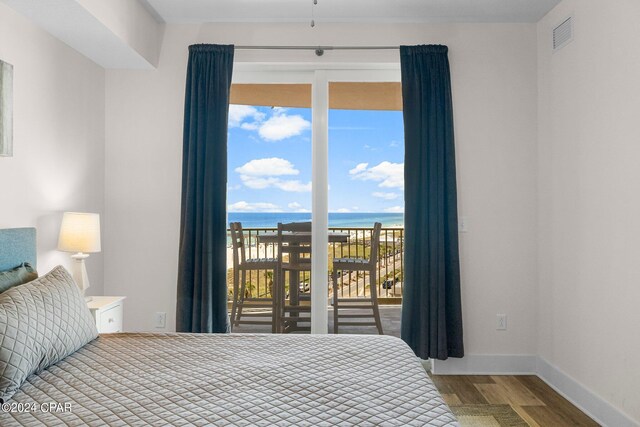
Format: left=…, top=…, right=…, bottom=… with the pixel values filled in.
left=58, top=212, right=101, bottom=253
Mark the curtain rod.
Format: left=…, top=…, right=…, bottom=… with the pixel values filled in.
left=234, top=46, right=399, bottom=56
left=235, top=46, right=398, bottom=50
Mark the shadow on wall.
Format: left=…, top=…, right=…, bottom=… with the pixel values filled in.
left=36, top=212, right=66, bottom=273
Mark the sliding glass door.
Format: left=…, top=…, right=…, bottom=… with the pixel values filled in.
left=227, top=80, right=313, bottom=334
left=327, top=82, right=405, bottom=335
left=230, top=67, right=401, bottom=334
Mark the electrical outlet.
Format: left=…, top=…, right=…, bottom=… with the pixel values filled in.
left=458, top=216, right=469, bottom=233
left=154, top=312, right=167, bottom=329
left=497, top=314, right=507, bottom=330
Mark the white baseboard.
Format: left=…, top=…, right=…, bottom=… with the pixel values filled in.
left=431, top=354, right=639, bottom=427
left=536, top=357, right=638, bottom=427
left=431, top=354, right=537, bottom=375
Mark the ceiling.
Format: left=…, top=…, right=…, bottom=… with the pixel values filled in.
left=144, top=0, right=562, bottom=24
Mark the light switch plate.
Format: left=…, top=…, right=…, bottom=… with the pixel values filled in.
left=154, top=312, right=167, bottom=328
left=497, top=314, right=507, bottom=330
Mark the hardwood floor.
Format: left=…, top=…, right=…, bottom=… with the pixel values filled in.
left=430, top=374, right=600, bottom=426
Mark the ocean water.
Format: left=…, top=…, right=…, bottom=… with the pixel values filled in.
left=228, top=212, right=404, bottom=228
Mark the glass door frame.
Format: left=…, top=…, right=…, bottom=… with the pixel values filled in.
left=232, top=65, right=401, bottom=334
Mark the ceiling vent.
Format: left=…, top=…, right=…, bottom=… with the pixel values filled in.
left=553, top=17, right=573, bottom=51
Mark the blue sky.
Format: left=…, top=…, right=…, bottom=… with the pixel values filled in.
left=228, top=105, right=404, bottom=213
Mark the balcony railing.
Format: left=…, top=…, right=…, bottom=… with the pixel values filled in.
left=227, top=227, right=404, bottom=304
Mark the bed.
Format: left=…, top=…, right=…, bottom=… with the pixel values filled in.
left=0, top=228, right=458, bottom=426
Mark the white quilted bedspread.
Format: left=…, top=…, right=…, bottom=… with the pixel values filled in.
left=0, top=333, right=458, bottom=426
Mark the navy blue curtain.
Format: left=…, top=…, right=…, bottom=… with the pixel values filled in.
left=176, top=44, right=234, bottom=333
left=400, top=45, right=464, bottom=360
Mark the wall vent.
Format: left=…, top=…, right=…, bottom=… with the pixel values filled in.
left=553, top=17, right=573, bottom=51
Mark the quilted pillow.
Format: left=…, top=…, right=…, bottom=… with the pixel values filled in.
left=0, top=263, right=37, bottom=294
left=0, top=266, right=98, bottom=402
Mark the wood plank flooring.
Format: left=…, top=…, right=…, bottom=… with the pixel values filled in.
left=430, top=374, right=600, bottom=426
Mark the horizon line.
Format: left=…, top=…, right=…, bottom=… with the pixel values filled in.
left=228, top=211, right=404, bottom=214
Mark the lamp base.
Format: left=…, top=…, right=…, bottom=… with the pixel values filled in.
left=70, top=253, right=91, bottom=296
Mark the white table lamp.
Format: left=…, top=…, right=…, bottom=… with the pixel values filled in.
left=58, top=212, right=101, bottom=301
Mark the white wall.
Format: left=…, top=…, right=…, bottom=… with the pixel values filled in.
left=538, top=0, right=640, bottom=423
left=0, top=2, right=105, bottom=295
left=105, top=22, right=539, bottom=357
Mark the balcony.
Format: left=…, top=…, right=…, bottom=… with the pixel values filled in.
left=227, top=226, right=404, bottom=304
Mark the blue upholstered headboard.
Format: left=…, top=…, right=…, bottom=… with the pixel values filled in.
left=0, top=228, right=37, bottom=271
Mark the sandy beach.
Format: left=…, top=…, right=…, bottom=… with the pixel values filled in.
left=226, top=244, right=277, bottom=268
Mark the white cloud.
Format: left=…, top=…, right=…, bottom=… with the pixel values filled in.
left=228, top=105, right=265, bottom=128
left=372, top=192, right=399, bottom=200
left=384, top=206, right=404, bottom=213
left=240, top=122, right=259, bottom=131
left=230, top=105, right=311, bottom=142
left=238, top=176, right=311, bottom=192
left=274, top=180, right=312, bottom=192
left=349, top=161, right=404, bottom=189
left=288, top=202, right=310, bottom=212
left=389, top=140, right=401, bottom=148
left=235, top=158, right=311, bottom=192
left=239, top=176, right=279, bottom=190
left=335, top=208, right=351, bottom=213
left=228, top=201, right=282, bottom=212
left=349, top=163, right=369, bottom=175
left=258, top=113, right=311, bottom=141
left=235, top=158, right=299, bottom=177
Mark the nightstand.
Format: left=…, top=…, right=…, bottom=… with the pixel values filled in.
left=87, top=296, right=126, bottom=333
